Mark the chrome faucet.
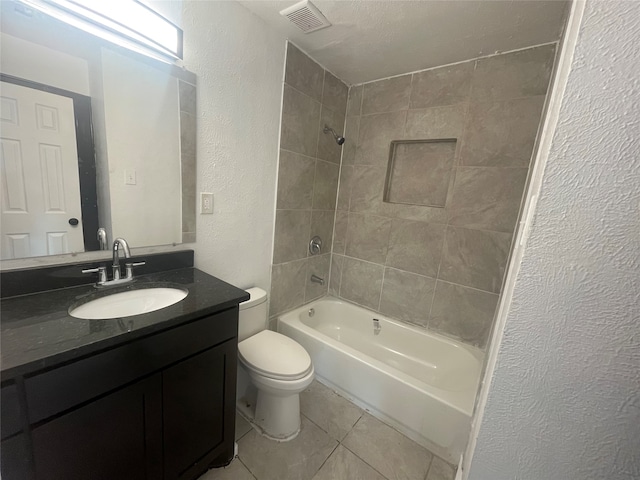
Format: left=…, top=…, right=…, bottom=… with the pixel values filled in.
left=112, top=238, right=131, bottom=281
left=82, top=237, right=145, bottom=286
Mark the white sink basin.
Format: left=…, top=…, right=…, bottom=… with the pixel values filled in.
left=69, top=287, right=188, bottom=320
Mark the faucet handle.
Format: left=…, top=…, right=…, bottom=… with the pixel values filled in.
left=124, top=261, right=145, bottom=279
left=82, top=266, right=107, bottom=284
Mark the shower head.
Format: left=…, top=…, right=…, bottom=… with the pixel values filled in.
left=323, top=125, right=346, bottom=145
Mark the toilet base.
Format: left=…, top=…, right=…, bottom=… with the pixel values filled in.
left=235, top=364, right=313, bottom=441
left=237, top=397, right=301, bottom=442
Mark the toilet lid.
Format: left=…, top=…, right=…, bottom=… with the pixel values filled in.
left=238, top=330, right=312, bottom=380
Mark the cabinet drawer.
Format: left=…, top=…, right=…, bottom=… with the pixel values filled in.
left=25, top=308, right=238, bottom=423
left=1, top=384, right=22, bottom=439
left=1, top=434, right=29, bottom=480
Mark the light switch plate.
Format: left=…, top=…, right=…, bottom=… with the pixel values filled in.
left=200, top=192, right=213, bottom=214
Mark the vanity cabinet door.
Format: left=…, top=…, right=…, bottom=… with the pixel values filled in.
left=163, top=338, right=237, bottom=480
left=31, top=374, right=162, bottom=480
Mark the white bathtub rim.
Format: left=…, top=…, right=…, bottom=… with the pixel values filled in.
left=279, top=297, right=483, bottom=416
left=298, top=296, right=484, bottom=360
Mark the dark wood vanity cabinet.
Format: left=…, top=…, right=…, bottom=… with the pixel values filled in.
left=0, top=308, right=239, bottom=480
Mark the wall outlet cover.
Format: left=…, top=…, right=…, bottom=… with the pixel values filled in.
left=200, top=192, right=213, bottom=214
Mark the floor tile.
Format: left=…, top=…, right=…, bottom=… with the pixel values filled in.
left=300, top=381, right=364, bottom=441
left=238, top=416, right=338, bottom=480
left=343, top=414, right=432, bottom=480
left=236, top=412, right=252, bottom=441
left=426, top=456, right=456, bottom=480
left=199, top=458, right=255, bottom=480
left=312, top=445, right=386, bottom=480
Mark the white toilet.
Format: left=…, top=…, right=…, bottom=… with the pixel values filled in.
left=236, top=287, right=314, bottom=441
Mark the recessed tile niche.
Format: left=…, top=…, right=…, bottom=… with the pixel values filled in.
left=384, top=139, right=457, bottom=208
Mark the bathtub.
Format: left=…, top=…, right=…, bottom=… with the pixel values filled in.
left=277, top=297, right=483, bottom=462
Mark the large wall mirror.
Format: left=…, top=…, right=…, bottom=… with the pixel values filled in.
left=0, top=1, right=196, bottom=261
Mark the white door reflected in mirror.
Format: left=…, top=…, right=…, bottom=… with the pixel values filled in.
left=1, top=81, right=84, bottom=259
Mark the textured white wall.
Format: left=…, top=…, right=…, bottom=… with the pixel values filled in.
left=180, top=1, right=286, bottom=291
left=467, top=1, right=640, bottom=479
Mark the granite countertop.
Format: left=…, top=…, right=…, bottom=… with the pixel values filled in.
left=1, top=268, right=249, bottom=380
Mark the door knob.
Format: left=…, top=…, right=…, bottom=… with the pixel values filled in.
left=69, top=218, right=79, bottom=226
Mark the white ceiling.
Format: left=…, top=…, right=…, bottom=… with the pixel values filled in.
left=239, top=0, right=569, bottom=85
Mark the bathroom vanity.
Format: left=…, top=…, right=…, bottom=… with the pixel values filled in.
left=0, top=252, right=249, bottom=480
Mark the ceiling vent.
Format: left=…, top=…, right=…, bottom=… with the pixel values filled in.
left=280, top=0, right=331, bottom=34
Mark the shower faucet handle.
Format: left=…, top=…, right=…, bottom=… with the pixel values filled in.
left=309, top=236, right=322, bottom=255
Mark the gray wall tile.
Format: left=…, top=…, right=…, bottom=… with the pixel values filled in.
left=461, top=96, right=545, bottom=167
left=180, top=111, right=197, bottom=159
left=318, top=106, right=345, bottom=164
left=328, top=254, right=344, bottom=296
left=340, top=257, right=384, bottom=310
left=312, top=160, right=340, bottom=210
left=410, top=61, right=473, bottom=109
left=276, top=150, right=316, bottom=209
left=379, top=268, right=436, bottom=327
left=471, top=43, right=556, bottom=101
left=271, top=44, right=551, bottom=351
left=304, top=253, right=331, bottom=303
left=310, top=210, right=335, bottom=255
left=332, top=210, right=348, bottom=254
left=336, top=165, right=353, bottom=211
left=386, top=141, right=456, bottom=207
left=405, top=104, right=467, bottom=139
left=448, top=167, right=528, bottom=232
left=181, top=191, right=196, bottom=233
left=270, top=259, right=307, bottom=316
left=178, top=80, right=197, bottom=115
left=430, top=281, right=498, bottom=348
left=322, top=71, right=348, bottom=115
left=341, top=116, right=360, bottom=165
left=386, top=219, right=446, bottom=278
left=306, top=253, right=331, bottom=301
left=273, top=210, right=311, bottom=264
left=348, top=165, right=386, bottom=215
left=345, top=213, right=392, bottom=264
left=180, top=110, right=197, bottom=240
left=439, top=226, right=512, bottom=293
left=347, top=85, right=363, bottom=117
left=285, top=43, right=324, bottom=101
left=182, top=231, right=195, bottom=244
left=281, top=85, right=321, bottom=156
left=355, top=111, right=407, bottom=167
left=362, top=75, right=412, bottom=115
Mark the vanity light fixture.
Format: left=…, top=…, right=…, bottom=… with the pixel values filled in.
left=16, top=0, right=183, bottom=60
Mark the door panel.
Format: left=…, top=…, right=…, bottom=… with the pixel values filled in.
left=163, top=340, right=237, bottom=479
left=1, top=81, right=84, bottom=259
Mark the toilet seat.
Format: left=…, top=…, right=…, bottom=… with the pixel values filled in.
left=238, top=330, right=312, bottom=381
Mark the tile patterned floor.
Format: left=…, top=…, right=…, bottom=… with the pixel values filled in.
left=200, top=380, right=456, bottom=480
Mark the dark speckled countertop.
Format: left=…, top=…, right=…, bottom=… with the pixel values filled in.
left=1, top=268, right=249, bottom=380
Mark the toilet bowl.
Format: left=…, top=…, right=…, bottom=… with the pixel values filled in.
left=236, top=288, right=314, bottom=441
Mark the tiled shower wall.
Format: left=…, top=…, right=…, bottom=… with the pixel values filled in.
left=330, top=44, right=556, bottom=348
left=269, top=44, right=348, bottom=318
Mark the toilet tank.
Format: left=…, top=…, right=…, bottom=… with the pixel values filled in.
left=238, top=287, right=268, bottom=342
